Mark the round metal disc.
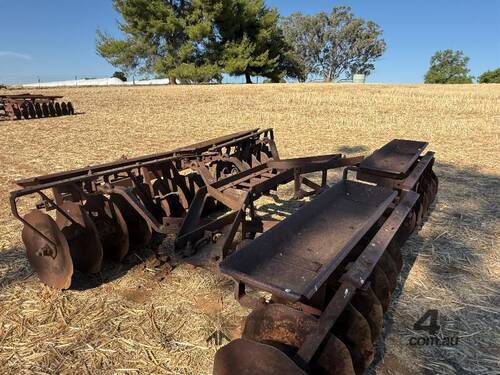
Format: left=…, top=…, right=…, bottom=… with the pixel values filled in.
left=48, top=102, right=56, bottom=116
left=56, top=201, right=103, bottom=273
left=152, top=180, right=186, bottom=217
left=13, top=104, right=22, bottom=119
left=428, top=176, right=437, bottom=202
left=67, top=102, right=75, bottom=115
left=42, top=103, right=49, bottom=117
left=387, top=241, right=403, bottom=272
left=22, top=210, right=73, bottom=289
left=243, top=303, right=317, bottom=349
left=35, top=103, right=43, bottom=117
left=61, top=102, right=68, bottom=115
left=21, top=103, right=29, bottom=119
left=430, top=170, right=439, bottom=197
left=109, top=193, right=152, bottom=246
left=370, top=265, right=392, bottom=312
left=243, top=304, right=356, bottom=375
left=415, top=199, right=424, bottom=225
left=352, top=286, right=384, bottom=342
left=84, top=195, right=129, bottom=262
left=332, top=304, right=374, bottom=375
left=213, top=338, right=307, bottom=375
left=379, top=252, right=398, bottom=292
left=27, top=102, right=36, bottom=118
left=55, top=102, right=62, bottom=116
left=314, top=334, right=356, bottom=375
left=423, top=187, right=432, bottom=217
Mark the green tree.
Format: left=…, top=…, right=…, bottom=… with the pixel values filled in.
left=281, top=7, right=386, bottom=82
left=96, top=0, right=221, bottom=84
left=424, top=49, right=473, bottom=84
left=213, top=0, right=300, bottom=83
left=111, top=71, right=127, bottom=81
left=478, top=68, right=500, bottom=83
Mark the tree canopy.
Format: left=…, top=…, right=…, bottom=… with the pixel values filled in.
left=424, top=49, right=473, bottom=84
left=97, top=0, right=221, bottom=83
left=478, top=68, right=500, bottom=83
left=97, top=2, right=388, bottom=84
left=97, top=0, right=300, bottom=83
left=212, top=0, right=299, bottom=83
left=281, top=7, right=386, bottom=82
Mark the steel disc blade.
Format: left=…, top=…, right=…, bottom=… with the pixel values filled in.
left=56, top=201, right=103, bottom=273
left=243, top=303, right=317, bottom=349
left=67, top=102, right=75, bottom=115
left=152, top=180, right=186, bottom=217
left=21, top=103, right=29, bottom=119
left=378, top=252, right=398, bottom=292
left=428, top=176, right=437, bottom=202
left=13, top=105, right=22, bottom=119
left=84, top=195, right=129, bottom=262
left=109, top=193, right=152, bottom=246
left=314, top=334, right=356, bottom=375
left=332, top=304, right=374, bottom=375
left=352, top=286, right=384, bottom=342
left=213, top=338, right=306, bottom=375
left=22, top=210, right=73, bottom=289
left=42, top=103, right=49, bottom=117
left=27, top=102, right=36, bottom=118
left=34, top=103, right=43, bottom=117
left=430, top=170, right=439, bottom=198
left=55, top=102, right=62, bottom=116
left=243, top=304, right=356, bottom=375
left=387, top=241, right=403, bottom=272
left=369, top=265, right=392, bottom=312
left=416, top=199, right=424, bottom=225
left=61, top=102, right=68, bottom=115
left=421, top=186, right=430, bottom=218
left=48, top=102, right=56, bottom=116
left=394, top=210, right=416, bottom=247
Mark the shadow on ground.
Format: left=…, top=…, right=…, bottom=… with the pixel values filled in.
left=0, top=246, right=32, bottom=289
left=368, top=161, right=499, bottom=375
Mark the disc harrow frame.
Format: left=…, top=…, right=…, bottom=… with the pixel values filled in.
left=0, top=93, right=75, bottom=121
left=213, top=137, right=438, bottom=375
left=9, top=129, right=438, bottom=374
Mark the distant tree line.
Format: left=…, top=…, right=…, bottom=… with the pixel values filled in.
left=97, top=0, right=386, bottom=84
left=424, top=49, right=499, bottom=84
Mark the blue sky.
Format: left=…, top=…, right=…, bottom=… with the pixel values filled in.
left=0, top=0, right=499, bottom=84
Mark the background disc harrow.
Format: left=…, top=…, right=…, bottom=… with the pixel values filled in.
left=0, top=93, right=75, bottom=121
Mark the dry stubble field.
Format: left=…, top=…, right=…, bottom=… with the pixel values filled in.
left=0, top=83, right=499, bottom=375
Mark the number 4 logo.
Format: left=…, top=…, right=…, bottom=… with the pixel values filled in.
left=413, top=309, right=440, bottom=335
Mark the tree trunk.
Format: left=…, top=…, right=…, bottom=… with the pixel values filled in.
left=245, top=72, right=253, bottom=84
left=169, top=77, right=176, bottom=85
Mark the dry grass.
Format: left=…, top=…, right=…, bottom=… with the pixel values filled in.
left=0, top=83, right=499, bottom=375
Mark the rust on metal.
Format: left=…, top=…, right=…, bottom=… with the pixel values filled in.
left=0, top=93, right=75, bottom=121
left=8, top=129, right=438, bottom=374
